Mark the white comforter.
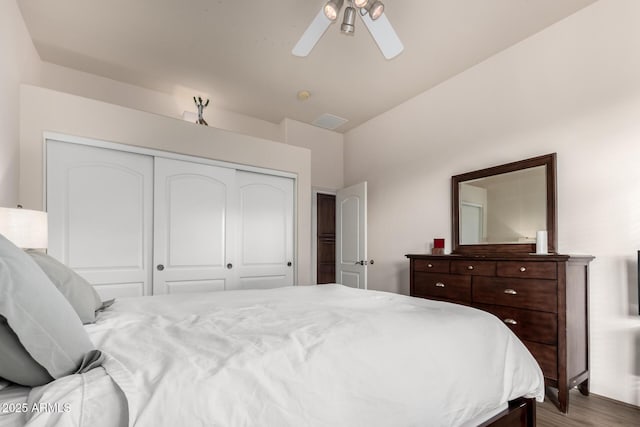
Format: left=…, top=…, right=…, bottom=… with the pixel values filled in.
left=24, top=285, right=544, bottom=427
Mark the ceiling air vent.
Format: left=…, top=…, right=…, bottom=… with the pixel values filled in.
left=312, top=113, right=348, bottom=130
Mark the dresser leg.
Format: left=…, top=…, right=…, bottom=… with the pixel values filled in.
left=558, top=385, right=568, bottom=413
left=578, top=378, right=590, bottom=396
left=545, top=386, right=568, bottom=413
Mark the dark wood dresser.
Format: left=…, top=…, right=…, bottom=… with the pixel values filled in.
left=406, top=253, right=593, bottom=413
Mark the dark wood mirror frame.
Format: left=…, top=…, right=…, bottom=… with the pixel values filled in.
left=452, top=153, right=557, bottom=255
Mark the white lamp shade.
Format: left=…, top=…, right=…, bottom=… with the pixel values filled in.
left=0, top=207, right=48, bottom=249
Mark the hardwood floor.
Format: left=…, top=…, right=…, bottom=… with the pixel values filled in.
left=537, top=390, right=639, bottom=426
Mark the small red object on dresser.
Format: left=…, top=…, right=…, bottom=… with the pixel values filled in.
left=432, top=238, right=445, bottom=254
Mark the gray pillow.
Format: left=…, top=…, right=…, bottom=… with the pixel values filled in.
left=0, top=233, right=96, bottom=386
left=0, top=316, right=53, bottom=386
left=27, top=250, right=102, bottom=324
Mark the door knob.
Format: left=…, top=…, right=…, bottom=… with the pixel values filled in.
left=157, top=264, right=165, bottom=271
left=287, top=262, right=292, bottom=267
left=226, top=263, right=233, bottom=269
left=369, top=260, right=374, bottom=265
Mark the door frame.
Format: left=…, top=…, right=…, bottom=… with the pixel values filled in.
left=311, top=187, right=337, bottom=285
left=43, top=132, right=299, bottom=285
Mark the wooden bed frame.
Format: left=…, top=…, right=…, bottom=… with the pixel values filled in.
left=481, top=397, right=536, bottom=427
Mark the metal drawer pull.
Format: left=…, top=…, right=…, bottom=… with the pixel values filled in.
left=504, top=289, right=518, bottom=295
left=427, top=263, right=433, bottom=268
left=504, top=318, right=518, bottom=325
left=435, top=282, right=445, bottom=287
left=467, top=265, right=474, bottom=270
left=519, top=266, right=527, bottom=272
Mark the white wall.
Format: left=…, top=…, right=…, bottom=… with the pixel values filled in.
left=282, top=118, right=344, bottom=190
left=19, top=85, right=313, bottom=286
left=0, top=0, right=41, bottom=207
left=36, top=63, right=344, bottom=190
left=38, top=61, right=284, bottom=143
left=344, top=0, right=640, bottom=406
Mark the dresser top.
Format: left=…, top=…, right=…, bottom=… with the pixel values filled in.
left=405, top=253, right=594, bottom=262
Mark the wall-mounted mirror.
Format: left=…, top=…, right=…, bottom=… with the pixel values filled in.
left=452, top=153, right=557, bottom=255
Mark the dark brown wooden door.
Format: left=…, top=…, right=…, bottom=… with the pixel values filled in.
left=317, top=193, right=336, bottom=284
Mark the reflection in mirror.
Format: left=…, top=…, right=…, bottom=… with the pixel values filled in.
left=459, top=166, right=546, bottom=245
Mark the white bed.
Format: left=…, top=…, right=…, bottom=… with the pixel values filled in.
left=14, top=284, right=543, bottom=427
left=0, top=384, right=30, bottom=427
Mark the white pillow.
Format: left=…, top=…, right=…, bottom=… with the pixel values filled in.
left=0, top=233, right=96, bottom=385
left=27, top=250, right=102, bottom=324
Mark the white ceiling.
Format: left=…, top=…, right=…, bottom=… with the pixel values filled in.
left=18, top=0, right=596, bottom=132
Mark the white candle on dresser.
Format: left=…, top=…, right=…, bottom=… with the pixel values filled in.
left=536, top=230, right=548, bottom=254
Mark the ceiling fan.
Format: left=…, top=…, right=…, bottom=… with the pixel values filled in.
left=292, top=0, right=404, bottom=60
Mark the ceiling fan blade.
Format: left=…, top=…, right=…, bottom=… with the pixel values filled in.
left=359, top=12, right=404, bottom=60
left=292, top=9, right=333, bottom=57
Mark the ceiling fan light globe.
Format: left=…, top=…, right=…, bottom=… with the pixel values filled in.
left=367, top=1, right=385, bottom=20
left=354, top=0, right=369, bottom=8
left=323, top=0, right=344, bottom=21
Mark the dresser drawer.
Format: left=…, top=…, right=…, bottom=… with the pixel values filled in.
left=522, top=340, right=558, bottom=381
left=497, top=261, right=557, bottom=280
left=474, top=303, right=557, bottom=345
left=413, top=272, right=471, bottom=303
left=451, top=260, right=496, bottom=276
left=473, top=276, right=557, bottom=313
left=413, top=259, right=450, bottom=273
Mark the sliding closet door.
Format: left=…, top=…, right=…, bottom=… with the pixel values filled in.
left=46, top=141, right=154, bottom=299
left=153, top=158, right=237, bottom=294
left=234, top=171, right=294, bottom=289
left=48, top=140, right=296, bottom=296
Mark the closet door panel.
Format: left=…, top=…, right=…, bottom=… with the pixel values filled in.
left=153, top=158, right=237, bottom=294
left=166, top=174, right=226, bottom=267
left=66, top=165, right=143, bottom=268
left=234, top=171, right=294, bottom=289
left=46, top=140, right=153, bottom=298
